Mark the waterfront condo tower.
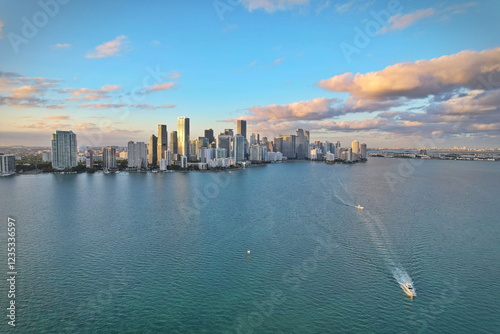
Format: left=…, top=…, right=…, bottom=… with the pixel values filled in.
left=177, top=117, right=190, bottom=157
left=148, top=134, right=158, bottom=166
left=157, top=124, right=168, bottom=165
left=51, top=130, right=77, bottom=170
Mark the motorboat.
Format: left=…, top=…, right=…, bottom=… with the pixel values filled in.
left=357, top=205, right=364, bottom=210
left=399, top=282, right=416, bottom=299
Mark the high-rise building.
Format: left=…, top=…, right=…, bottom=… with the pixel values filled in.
left=224, top=129, right=234, bottom=137
left=305, top=131, right=310, bottom=158
left=217, top=135, right=231, bottom=158
left=360, top=143, right=367, bottom=160
left=169, top=131, right=178, bottom=154
left=51, top=130, right=77, bottom=169
left=250, top=133, right=259, bottom=145
left=177, top=117, right=190, bottom=157
left=236, top=120, right=247, bottom=139
left=204, top=129, right=215, bottom=144
left=351, top=140, right=359, bottom=154
left=148, top=134, right=158, bottom=166
left=351, top=140, right=360, bottom=161
left=0, top=153, right=16, bottom=175
left=233, top=134, right=245, bottom=163
left=128, top=141, right=148, bottom=169
left=102, top=146, right=117, bottom=169
left=281, top=135, right=296, bottom=159
left=273, top=137, right=283, bottom=153
left=85, top=150, right=94, bottom=168
left=296, top=129, right=307, bottom=160
left=157, top=124, right=168, bottom=164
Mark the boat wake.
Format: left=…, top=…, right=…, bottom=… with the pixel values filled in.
left=333, top=180, right=416, bottom=297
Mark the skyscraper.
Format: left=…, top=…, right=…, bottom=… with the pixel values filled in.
left=102, top=146, right=117, bottom=169
left=128, top=141, right=148, bottom=169
left=204, top=129, right=215, bottom=144
left=177, top=117, right=190, bottom=157
left=217, top=135, right=231, bottom=158
left=148, top=134, right=158, bottom=166
left=157, top=124, right=168, bottom=164
left=169, top=131, right=178, bottom=154
left=273, top=137, right=283, bottom=153
left=236, top=120, right=247, bottom=139
left=296, top=129, right=306, bottom=160
left=51, top=130, right=77, bottom=169
left=351, top=140, right=360, bottom=160
left=233, top=134, right=245, bottom=163
left=360, top=143, right=367, bottom=160
left=281, top=135, right=296, bottom=159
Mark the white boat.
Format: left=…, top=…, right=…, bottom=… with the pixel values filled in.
left=357, top=205, right=364, bottom=210
left=399, top=282, right=416, bottom=299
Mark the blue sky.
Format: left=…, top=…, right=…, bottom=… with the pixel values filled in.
left=0, top=0, right=499, bottom=148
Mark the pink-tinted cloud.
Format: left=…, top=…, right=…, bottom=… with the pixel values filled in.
left=317, top=47, right=500, bottom=100
left=140, top=82, right=175, bottom=94
left=44, top=115, right=70, bottom=120
left=86, top=35, right=128, bottom=59
left=242, top=97, right=339, bottom=122
left=61, top=85, right=121, bottom=101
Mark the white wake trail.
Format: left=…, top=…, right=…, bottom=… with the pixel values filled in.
left=335, top=180, right=416, bottom=293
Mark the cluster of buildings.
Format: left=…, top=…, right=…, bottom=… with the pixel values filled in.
left=47, top=118, right=367, bottom=171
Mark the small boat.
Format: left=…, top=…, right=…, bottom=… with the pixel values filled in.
left=399, top=282, right=416, bottom=299
left=357, top=205, right=364, bottom=210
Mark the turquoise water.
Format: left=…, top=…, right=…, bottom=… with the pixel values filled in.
left=0, top=158, right=499, bottom=333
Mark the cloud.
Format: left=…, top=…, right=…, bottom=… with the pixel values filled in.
left=168, top=71, right=182, bottom=79
left=44, top=115, right=70, bottom=120
left=54, top=43, right=71, bottom=49
left=0, top=79, right=59, bottom=108
left=0, top=20, right=4, bottom=38
left=241, top=0, right=309, bottom=12
left=60, top=84, right=121, bottom=101
left=86, top=35, right=128, bottom=59
left=381, top=8, right=435, bottom=33
left=274, top=57, right=286, bottom=65
left=335, top=0, right=355, bottom=13
left=317, top=47, right=500, bottom=100
left=17, top=120, right=71, bottom=129
left=141, top=82, right=175, bottom=94
left=239, top=97, right=340, bottom=123
left=100, top=84, right=121, bottom=92
left=159, top=104, right=176, bottom=108
left=335, top=0, right=373, bottom=13
left=78, top=103, right=175, bottom=110
left=46, top=104, right=66, bottom=109
left=381, top=3, right=478, bottom=33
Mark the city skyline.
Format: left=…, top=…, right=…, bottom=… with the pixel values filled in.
left=1, top=1, right=499, bottom=148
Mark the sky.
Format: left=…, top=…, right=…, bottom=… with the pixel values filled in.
left=0, top=0, right=499, bottom=148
